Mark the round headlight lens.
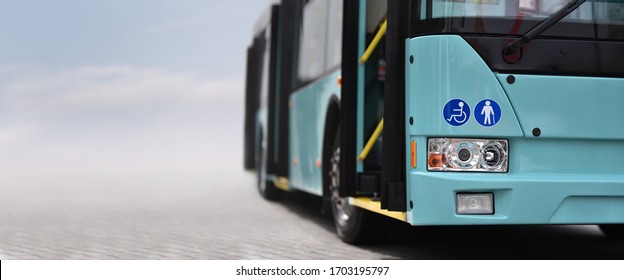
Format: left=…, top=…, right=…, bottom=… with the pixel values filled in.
left=447, top=142, right=480, bottom=169
left=480, top=142, right=507, bottom=170
left=458, top=148, right=472, bottom=162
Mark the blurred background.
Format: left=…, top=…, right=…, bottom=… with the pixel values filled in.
left=0, top=0, right=414, bottom=260
left=0, top=0, right=270, bottom=182
left=0, top=0, right=300, bottom=259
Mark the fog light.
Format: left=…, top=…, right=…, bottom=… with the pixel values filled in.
left=456, top=193, right=494, bottom=215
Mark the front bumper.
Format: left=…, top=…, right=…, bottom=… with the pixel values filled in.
left=407, top=172, right=624, bottom=225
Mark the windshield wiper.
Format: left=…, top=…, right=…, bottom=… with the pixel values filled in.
left=504, top=0, right=586, bottom=57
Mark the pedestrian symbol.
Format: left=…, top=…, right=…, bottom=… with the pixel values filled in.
left=443, top=99, right=470, bottom=126
left=474, top=99, right=501, bottom=127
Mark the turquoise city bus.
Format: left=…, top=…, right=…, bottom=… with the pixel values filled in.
left=244, top=0, right=624, bottom=244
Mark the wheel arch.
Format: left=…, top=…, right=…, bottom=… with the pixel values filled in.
left=322, top=95, right=341, bottom=210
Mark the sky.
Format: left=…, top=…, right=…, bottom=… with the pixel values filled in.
left=0, top=0, right=272, bottom=183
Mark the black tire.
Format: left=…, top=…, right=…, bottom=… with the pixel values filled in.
left=599, top=224, right=624, bottom=240
left=256, top=132, right=283, bottom=201
left=327, top=126, right=387, bottom=244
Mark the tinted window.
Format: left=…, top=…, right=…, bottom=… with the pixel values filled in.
left=429, top=0, right=624, bottom=25
left=326, top=0, right=343, bottom=70
left=298, top=0, right=329, bottom=82
left=260, top=27, right=270, bottom=108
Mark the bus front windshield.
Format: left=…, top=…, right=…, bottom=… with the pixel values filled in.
left=419, top=0, right=624, bottom=40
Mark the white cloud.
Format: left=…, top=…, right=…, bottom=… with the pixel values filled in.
left=2, top=65, right=242, bottom=112
left=0, top=65, right=246, bottom=177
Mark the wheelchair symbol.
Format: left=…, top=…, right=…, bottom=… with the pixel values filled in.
left=446, top=101, right=468, bottom=123
left=443, top=99, right=470, bottom=126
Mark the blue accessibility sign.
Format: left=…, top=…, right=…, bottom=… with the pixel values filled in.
left=474, top=99, right=501, bottom=127
left=443, top=99, right=470, bottom=126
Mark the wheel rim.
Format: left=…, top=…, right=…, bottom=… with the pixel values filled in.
left=329, top=145, right=353, bottom=227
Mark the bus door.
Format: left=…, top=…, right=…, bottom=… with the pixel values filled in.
left=340, top=0, right=407, bottom=211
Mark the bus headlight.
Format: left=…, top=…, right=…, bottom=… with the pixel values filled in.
left=480, top=141, right=507, bottom=170
left=427, top=138, right=508, bottom=172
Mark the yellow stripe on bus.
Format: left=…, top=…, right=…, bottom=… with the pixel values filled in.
left=351, top=197, right=407, bottom=222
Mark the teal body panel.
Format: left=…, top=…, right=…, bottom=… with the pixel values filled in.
left=289, top=70, right=341, bottom=196
left=406, top=35, right=524, bottom=138
left=405, top=35, right=624, bottom=225
left=497, top=74, right=624, bottom=140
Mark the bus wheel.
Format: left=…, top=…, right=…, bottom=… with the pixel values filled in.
left=599, top=224, right=624, bottom=240
left=328, top=131, right=386, bottom=244
left=256, top=133, right=282, bottom=201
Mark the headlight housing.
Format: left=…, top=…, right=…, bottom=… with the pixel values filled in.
left=427, top=138, right=508, bottom=173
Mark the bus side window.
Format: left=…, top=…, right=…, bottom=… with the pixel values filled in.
left=296, top=0, right=344, bottom=87
left=326, top=0, right=343, bottom=70
left=259, top=27, right=270, bottom=109
left=297, top=0, right=329, bottom=84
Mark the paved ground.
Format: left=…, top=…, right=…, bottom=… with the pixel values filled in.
left=0, top=170, right=394, bottom=259
left=1, top=168, right=623, bottom=260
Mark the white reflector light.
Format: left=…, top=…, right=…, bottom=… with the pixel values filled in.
left=456, top=193, right=494, bottom=215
